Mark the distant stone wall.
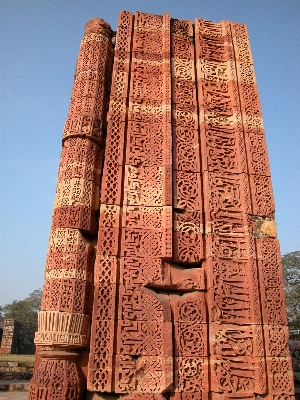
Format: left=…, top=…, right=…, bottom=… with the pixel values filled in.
left=0, top=319, right=18, bottom=354
left=0, top=360, right=33, bottom=381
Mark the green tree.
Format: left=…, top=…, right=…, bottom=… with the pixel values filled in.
left=2, top=289, right=42, bottom=353
left=282, top=251, right=300, bottom=330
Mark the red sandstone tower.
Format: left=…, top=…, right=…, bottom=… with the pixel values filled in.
left=29, top=11, right=295, bottom=400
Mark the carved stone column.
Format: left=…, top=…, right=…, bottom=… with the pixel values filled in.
left=29, top=18, right=114, bottom=400
left=30, top=11, right=295, bottom=400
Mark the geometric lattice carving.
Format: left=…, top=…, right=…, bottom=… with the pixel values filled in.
left=28, top=351, right=85, bottom=400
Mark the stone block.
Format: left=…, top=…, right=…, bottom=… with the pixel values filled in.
left=97, top=227, right=121, bottom=256
left=266, top=357, right=294, bottom=395
left=170, top=292, right=207, bottom=323
left=89, top=320, right=115, bottom=354
left=173, top=231, right=204, bottom=264
left=202, top=171, right=252, bottom=220
left=116, top=320, right=172, bottom=356
left=172, top=109, right=198, bottom=131
left=122, top=206, right=171, bottom=230
left=92, top=283, right=117, bottom=321
left=45, top=242, right=95, bottom=276
left=257, top=259, right=284, bottom=289
left=174, top=209, right=203, bottom=233
left=210, top=356, right=266, bottom=394
left=173, top=137, right=201, bottom=173
left=206, top=286, right=261, bottom=325
left=52, top=205, right=98, bottom=235
left=199, top=125, right=242, bottom=175
left=121, top=228, right=165, bottom=258
left=174, top=356, right=209, bottom=392
left=245, top=132, right=271, bottom=178
left=256, top=238, right=281, bottom=261
left=238, top=83, right=261, bottom=117
left=209, top=323, right=265, bottom=357
left=114, top=355, right=173, bottom=393
left=113, top=51, right=132, bottom=73
left=41, top=278, right=89, bottom=314
left=164, top=262, right=205, bottom=292
left=172, top=78, right=197, bottom=108
left=99, top=204, right=122, bottom=228
left=119, top=257, right=163, bottom=287
left=110, top=71, right=130, bottom=99
left=117, top=285, right=171, bottom=322
left=260, top=286, right=288, bottom=326
left=87, top=352, right=114, bottom=392
left=94, top=255, right=119, bottom=285
left=173, top=171, right=203, bottom=211
left=205, top=233, right=255, bottom=260
left=263, top=325, right=290, bottom=357
left=173, top=322, right=208, bottom=357
left=115, top=12, right=132, bottom=30
left=125, top=121, right=165, bottom=167
left=170, top=393, right=209, bottom=400
left=232, top=36, right=253, bottom=64
left=123, top=165, right=164, bottom=207
left=243, top=114, right=265, bottom=136
left=205, top=256, right=262, bottom=323
left=249, top=175, right=275, bottom=218
left=101, top=164, right=124, bottom=205
left=104, top=121, right=127, bottom=166
left=107, top=99, right=127, bottom=121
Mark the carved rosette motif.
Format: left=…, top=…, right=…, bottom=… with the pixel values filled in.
left=30, top=11, right=294, bottom=400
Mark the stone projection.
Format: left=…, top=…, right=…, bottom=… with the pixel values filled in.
left=29, top=11, right=295, bottom=400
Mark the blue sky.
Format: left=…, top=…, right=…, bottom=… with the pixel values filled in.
left=1, top=0, right=299, bottom=305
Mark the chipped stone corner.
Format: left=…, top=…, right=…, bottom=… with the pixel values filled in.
left=251, top=216, right=277, bottom=238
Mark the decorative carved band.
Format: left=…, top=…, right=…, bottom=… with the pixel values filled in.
left=35, top=311, right=90, bottom=347
left=81, top=33, right=109, bottom=46
left=34, top=331, right=88, bottom=347
left=44, top=268, right=93, bottom=282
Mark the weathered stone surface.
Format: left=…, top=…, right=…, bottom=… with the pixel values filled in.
left=0, top=320, right=18, bottom=355
left=29, top=10, right=294, bottom=400
left=251, top=216, right=277, bottom=238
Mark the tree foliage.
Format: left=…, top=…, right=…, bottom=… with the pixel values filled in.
left=2, top=289, right=42, bottom=353
left=282, top=251, right=300, bottom=330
